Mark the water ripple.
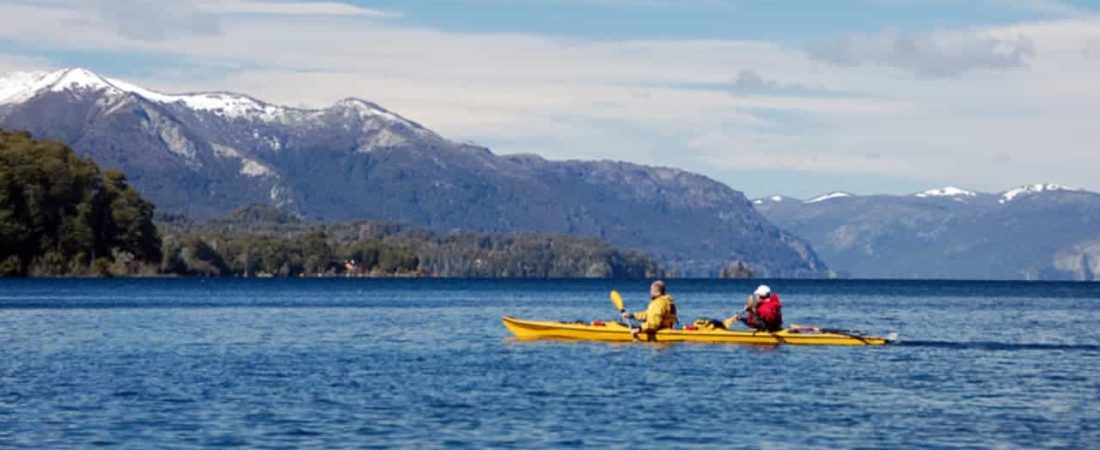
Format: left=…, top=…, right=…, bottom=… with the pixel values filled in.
left=1, top=279, right=1098, bottom=449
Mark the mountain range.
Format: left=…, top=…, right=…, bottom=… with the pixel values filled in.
left=754, top=185, right=1100, bottom=280
left=0, top=68, right=827, bottom=277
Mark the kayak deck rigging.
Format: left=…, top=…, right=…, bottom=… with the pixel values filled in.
left=502, top=316, right=895, bottom=346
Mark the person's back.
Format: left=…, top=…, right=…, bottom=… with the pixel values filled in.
left=729, top=285, right=783, bottom=332
left=754, top=291, right=782, bottom=331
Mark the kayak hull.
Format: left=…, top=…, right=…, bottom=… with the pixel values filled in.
left=502, top=316, right=892, bottom=346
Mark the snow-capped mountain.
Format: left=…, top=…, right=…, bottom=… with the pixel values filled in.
left=915, top=186, right=977, bottom=198
left=0, top=67, right=443, bottom=212
left=805, top=192, right=853, bottom=203
left=0, top=67, right=827, bottom=277
left=999, top=183, right=1080, bottom=203
left=0, top=68, right=285, bottom=120
left=754, top=185, right=1100, bottom=280
left=751, top=195, right=793, bottom=205
left=1, top=68, right=424, bottom=126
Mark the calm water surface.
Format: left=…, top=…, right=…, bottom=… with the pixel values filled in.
left=1, top=279, right=1098, bottom=449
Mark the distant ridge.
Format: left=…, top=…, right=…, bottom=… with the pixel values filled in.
left=754, top=184, right=1100, bottom=280
left=754, top=184, right=1096, bottom=204
left=805, top=192, right=853, bottom=204
left=914, top=186, right=976, bottom=198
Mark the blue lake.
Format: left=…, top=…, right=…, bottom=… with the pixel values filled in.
left=1, top=279, right=1098, bottom=448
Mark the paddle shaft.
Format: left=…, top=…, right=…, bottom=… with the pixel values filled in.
left=610, top=290, right=641, bottom=333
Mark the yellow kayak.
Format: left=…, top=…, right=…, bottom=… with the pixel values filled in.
left=502, top=316, right=896, bottom=346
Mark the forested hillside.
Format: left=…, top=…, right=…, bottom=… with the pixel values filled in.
left=0, top=129, right=160, bottom=276
left=1, top=130, right=662, bottom=278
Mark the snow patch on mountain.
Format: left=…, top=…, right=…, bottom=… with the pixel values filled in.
left=212, top=144, right=275, bottom=178
left=240, top=160, right=274, bottom=177
left=753, top=195, right=791, bottom=205
left=1, top=68, right=127, bottom=104
left=915, top=186, right=976, bottom=198
left=211, top=143, right=243, bottom=159
left=335, top=98, right=428, bottom=134
left=999, top=183, right=1079, bottom=203
left=0, top=68, right=283, bottom=120
left=0, top=71, right=47, bottom=104
left=336, top=98, right=402, bottom=121
left=103, top=76, right=288, bottom=121
left=357, top=128, right=408, bottom=152
left=806, top=192, right=853, bottom=204
left=1, top=69, right=100, bottom=104
left=0, top=67, right=417, bottom=125
left=0, top=68, right=107, bottom=104
left=46, top=68, right=113, bottom=93
left=155, top=123, right=199, bottom=165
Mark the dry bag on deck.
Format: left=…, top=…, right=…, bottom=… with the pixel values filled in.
left=692, top=318, right=727, bottom=330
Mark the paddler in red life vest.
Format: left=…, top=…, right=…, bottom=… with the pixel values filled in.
left=728, top=285, right=783, bottom=332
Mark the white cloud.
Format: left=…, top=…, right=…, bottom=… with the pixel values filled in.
left=729, top=70, right=776, bottom=93
left=1, top=0, right=395, bottom=43
left=201, top=1, right=399, bottom=17
left=1085, top=39, right=1100, bottom=59
left=0, top=53, right=56, bottom=73
left=726, top=69, right=851, bottom=97
left=86, top=0, right=222, bottom=41
left=0, top=1, right=1099, bottom=196
left=805, top=29, right=1036, bottom=77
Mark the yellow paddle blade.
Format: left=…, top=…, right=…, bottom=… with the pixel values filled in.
left=610, top=290, right=625, bottom=312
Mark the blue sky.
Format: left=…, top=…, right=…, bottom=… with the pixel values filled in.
left=362, top=0, right=1071, bottom=39
left=1, top=0, right=1099, bottom=198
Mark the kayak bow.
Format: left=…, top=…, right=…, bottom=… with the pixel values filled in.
left=502, top=316, right=895, bottom=346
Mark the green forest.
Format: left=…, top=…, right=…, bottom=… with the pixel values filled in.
left=1, top=130, right=662, bottom=278
left=160, top=206, right=662, bottom=278
left=0, top=130, right=160, bottom=276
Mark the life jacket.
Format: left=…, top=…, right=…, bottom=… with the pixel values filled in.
left=755, top=294, right=782, bottom=330
left=634, top=295, right=678, bottom=340
left=659, top=295, right=678, bottom=329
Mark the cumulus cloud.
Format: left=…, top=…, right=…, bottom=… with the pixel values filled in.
left=87, top=0, right=221, bottom=41
left=804, top=29, right=1036, bottom=77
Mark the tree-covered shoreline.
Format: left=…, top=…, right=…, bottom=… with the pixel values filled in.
left=158, top=204, right=662, bottom=279
left=1, top=130, right=663, bottom=279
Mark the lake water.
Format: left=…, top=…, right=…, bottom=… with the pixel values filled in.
left=1, top=279, right=1098, bottom=449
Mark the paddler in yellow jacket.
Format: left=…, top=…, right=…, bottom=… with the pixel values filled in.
left=621, top=280, right=678, bottom=340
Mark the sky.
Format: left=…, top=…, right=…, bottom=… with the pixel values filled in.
left=0, top=0, right=1098, bottom=198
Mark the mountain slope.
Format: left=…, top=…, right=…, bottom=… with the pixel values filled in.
left=0, top=68, right=827, bottom=277
left=754, top=185, right=1100, bottom=280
